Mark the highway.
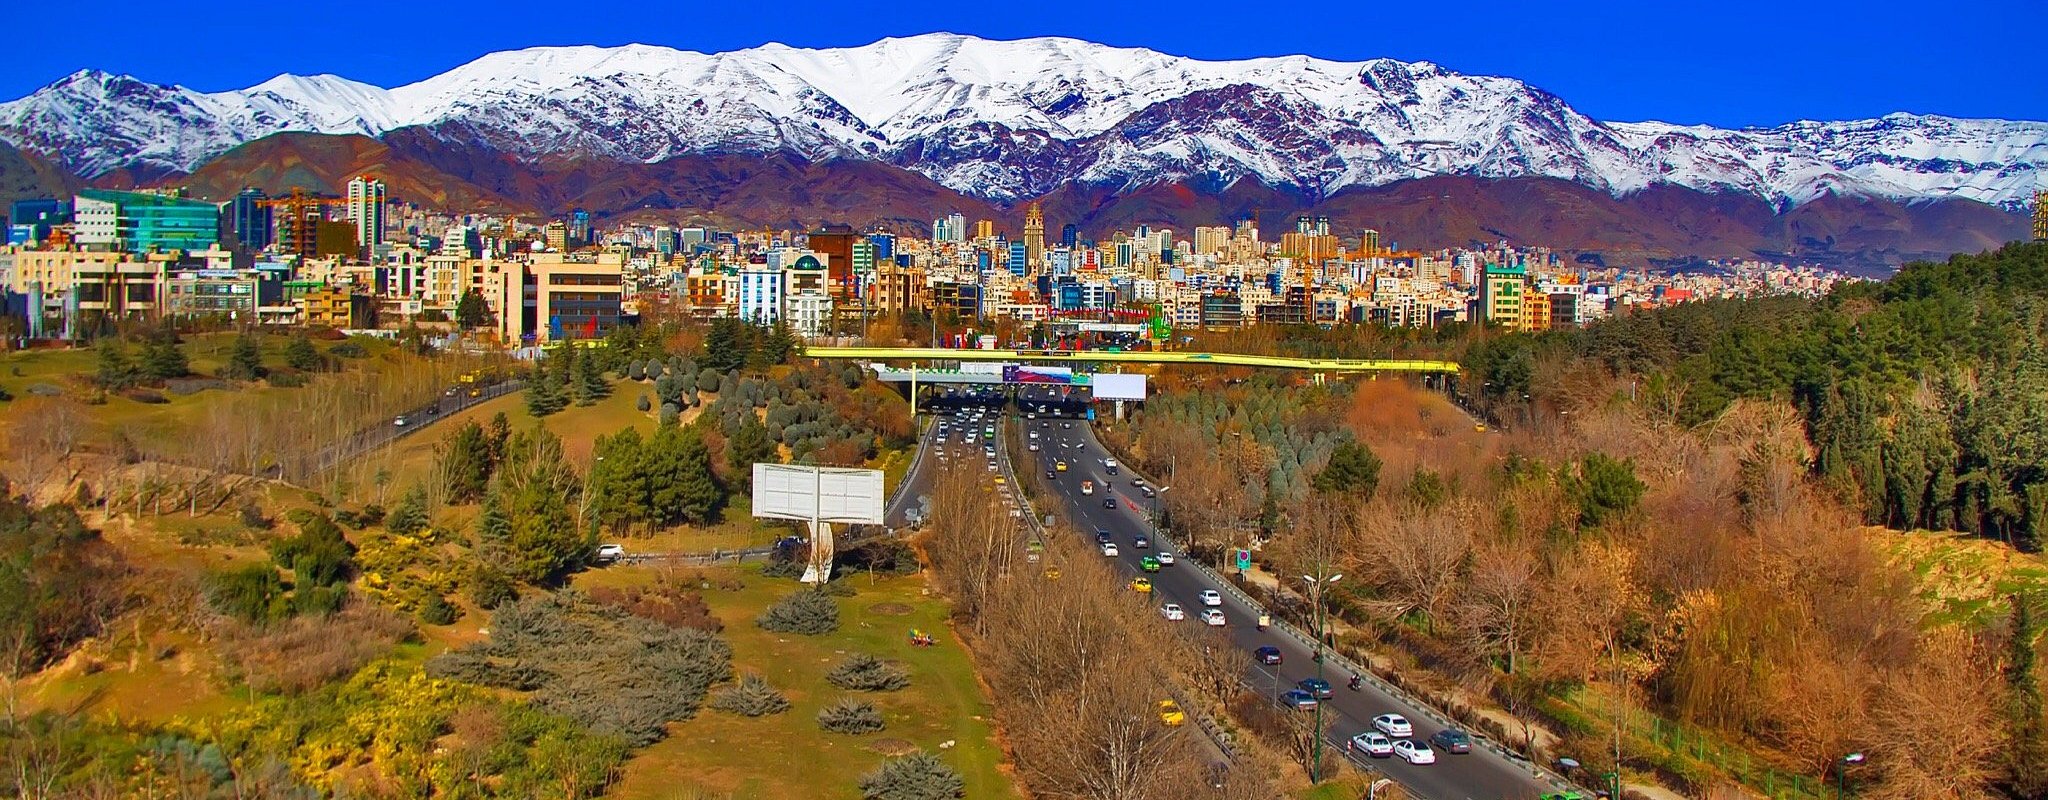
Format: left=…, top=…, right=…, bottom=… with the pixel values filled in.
left=289, top=379, right=523, bottom=478
left=1012, top=393, right=1564, bottom=800
left=809, top=345, right=1459, bottom=374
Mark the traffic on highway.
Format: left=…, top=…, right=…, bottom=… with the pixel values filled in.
left=976, top=384, right=1566, bottom=800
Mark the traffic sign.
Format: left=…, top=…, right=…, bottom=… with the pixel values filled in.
left=1235, top=549, right=1252, bottom=572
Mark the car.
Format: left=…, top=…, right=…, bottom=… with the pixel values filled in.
left=1132, top=535, right=1150, bottom=549
left=1475, top=423, right=1488, bottom=433
left=393, top=415, right=409, bottom=427
left=1141, top=486, right=1156, bottom=497
left=1350, top=731, right=1395, bottom=757
left=1105, top=464, right=1120, bottom=476
left=1157, top=700, right=1186, bottom=727
left=1063, top=422, right=1072, bottom=429
left=1046, top=470, right=1057, bottom=479
left=1156, top=552, right=1176, bottom=566
left=1279, top=690, right=1319, bottom=710
left=426, top=402, right=442, bottom=415
left=1130, top=577, right=1153, bottom=593
left=1101, top=543, right=1119, bottom=557
left=1095, top=530, right=1113, bottom=545
left=1029, top=430, right=1039, bottom=439
left=1131, top=477, right=1146, bottom=487
left=1538, top=794, right=1589, bottom=800
left=1199, top=608, right=1226, bottom=626
left=1103, top=497, right=1117, bottom=508
left=1028, top=443, right=1039, bottom=451
left=1139, top=555, right=1161, bottom=572
left=1372, top=714, right=1413, bottom=738
left=1197, top=589, right=1222, bottom=606
left=1081, top=481, right=1094, bottom=495
left=1159, top=602, right=1185, bottom=621
left=1429, top=728, right=1474, bottom=754
left=593, top=544, right=625, bottom=563
left=1255, top=646, right=1282, bottom=665
left=1054, top=460, right=1067, bottom=472
left=1391, top=739, right=1436, bottom=765
left=1298, top=677, right=1332, bottom=698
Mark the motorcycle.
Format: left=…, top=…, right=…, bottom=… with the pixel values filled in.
left=1256, top=614, right=1270, bottom=631
left=1348, top=674, right=1363, bottom=691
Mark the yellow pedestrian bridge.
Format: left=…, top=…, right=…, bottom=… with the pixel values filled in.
left=804, top=346, right=1459, bottom=373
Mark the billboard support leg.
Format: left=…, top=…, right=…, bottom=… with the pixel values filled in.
left=802, top=520, right=835, bottom=584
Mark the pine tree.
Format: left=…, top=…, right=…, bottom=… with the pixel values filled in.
left=441, top=421, right=493, bottom=503
left=455, top=290, right=490, bottom=329
left=95, top=340, right=137, bottom=390
left=587, top=428, right=650, bottom=533
left=525, top=352, right=568, bottom=417
left=219, top=332, right=266, bottom=381
left=2007, top=595, right=2048, bottom=798
left=139, top=339, right=189, bottom=381
left=486, top=412, right=511, bottom=467
left=475, top=488, right=512, bottom=542
left=575, top=343, right=610, bottom=405
left=702, top=317, right=748, bottom=373
left=283, top=334, right=321, bottom=372
left=1313, top=440, right=1383, bottom=496
left=387, top=485, right=429, bottom=536
left=728, top=417, right=779, bottom=492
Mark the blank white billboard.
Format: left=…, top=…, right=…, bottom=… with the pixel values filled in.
left=752, top=464, right=886, bottom=525
left=1092, top=373, right=1148, bottom=401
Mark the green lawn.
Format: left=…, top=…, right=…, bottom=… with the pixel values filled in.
left=581, top=563, right=1017, bottom=800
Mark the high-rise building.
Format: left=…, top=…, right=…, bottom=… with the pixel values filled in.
left=1361, top=229, right=1382, bottom=255
left=1022, top=200, right=1045, bottom=272
left=228, top=188, right=272, bottom=250
left=807, top=224, right=859, bottom=300
left=344, top=176, right=387, bottom=250
left=973, top=219, right=995, bottom=240
left=1193, top=226, right=1231, bottom=255
left=569, top=208, right=591, bottom=246
left=1480, top=260, right=1527, bottom=330
left=1060, top=223, right=1078, bottom=249
left=1007, top=239, right=1028, bottom=277
left=543, top=221, right=570, bottom=251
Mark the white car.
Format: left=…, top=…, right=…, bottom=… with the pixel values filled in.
left=1028, top=443, right=1040, bottom=451
left=593, top=543, right=625, bottom=563
left=1372, top=714, right=1413, bottom=738
left=1199, top=608, right=1227, bottom=626
left=1159, top=603, right=1185, bottom=621
left=393, top=415, right=409, bottom=427
left=1391, top=739, right=1436, bottom=765
left=1029, top=431, right=1039, bottom=439
left=1197, top=589, right=1223, bottom=607
left=1349, top=731, right=1394, bottom=758
left=1102, top=543, right=1119, bottom=557
left=1156, top=552, right=1176, bottom=566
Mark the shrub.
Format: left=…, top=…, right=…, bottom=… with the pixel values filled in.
left=223, top=606, right=412, bottom=693
left=239, top=502, right=272, bottom=530
left=818, top=698, right=884, bottom=734
left=122, top=388, right=169, bottom=404
left=827, top=653, right=909, bottom=692
left=637, top=394, right=652, bottom=412
left=859, top=752, right=965, bottom=800
left=357, top=504, right=386, bottom=527
left=418, top=594, right=459, bottom=625
left=709, top=674, right=790, bottom=717
left=294, top=584, right=346, bottom=617
left=589, top=585, right=723, bottom=633
left=265, top=372, right=307, bottom=388
left=756, top=589, right=838, bottom=635
left=467, top=564, right=516, bottom=610
left=207, top=564, right=288, bottom=625
left=329, top=341, right=368, bottom=358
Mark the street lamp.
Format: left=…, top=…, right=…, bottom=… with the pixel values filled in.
left=1300, top=570, right=1343, bottom=783
left=1837, top=752, right=1864, bottom=799
left=1151, top=485, right=1172, bottom=531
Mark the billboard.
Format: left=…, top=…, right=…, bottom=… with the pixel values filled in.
left=752, top=464, right=885, bottom=525
left=1091, top=373, right=1148, bottom=401
left=1003, top=365, right=1074, bottom=384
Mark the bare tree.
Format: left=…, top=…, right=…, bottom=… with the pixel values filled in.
left=1347, top=501, right=1473, bottom=627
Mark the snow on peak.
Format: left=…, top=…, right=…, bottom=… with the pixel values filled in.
left=1, top=34, right=2043, bottom=207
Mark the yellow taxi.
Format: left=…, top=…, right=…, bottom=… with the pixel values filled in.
left=1130, top=577, right=1153, bottom=593
left=1157, top=700, right=1186, bottom=727
left=1055, top=460, right=1068, bottom=472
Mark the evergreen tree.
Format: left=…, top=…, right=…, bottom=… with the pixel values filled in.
left=441, top=421, right=493, bottom=503
left=587, top=428, right=651, bottom=533
left=1312, top=439, right=1383, bottom=497
left=575, top=343, right=610, bottom=405
left=2007, top=595, right=2048, bottom=798
left=475, top=488, right=512, bottom=542
left=525, top=352, right=568, bottom=417
left=139, top=339, right=190, bottom=381
left=497, top=427, right=588, bottom=582
left=728, top=417, right=780, bottom=492
left=95, top=340, right=137, bottom=390
left=455, top=290, right=490, bottom=329
left=283, top=334, right=321, bottom=372
left=387, top=485, right=430, bottom=536
left=219, top=332, right=266, bottom=381
left=702, top=317, right=749, bottom=373
left=485, top=412, right=511, bottom=467
left=648, top=424, right=722, bottom=525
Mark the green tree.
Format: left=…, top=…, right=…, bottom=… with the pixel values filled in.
left=728, top=417, right=780, bottom=492
left=702, top=317, right=750, bottom=373
left=441, top=420, right=493, bottom=503
left=497, top=427, right=588, bottom=583
left=2008, top=595, right=2048, bottom=798
left=219, top=332, right=266, bottom=381
left=455, top=289, right=490, bottom=329
left=587, top=428, right=651, bottom=533
left=1566, top=453, right=1647, bottom=528
left=574, top=344, right=610, bottom=405
left=205, top=564, right=288, bottom=625
left=1312, top=439, right=1382, bottom=497
left=387, top=485, right=430, bottom=536
left=526, top=353, right=568, bottom=417
left=94, top=339, right=137, bottom=389
left=859, top=752, right=965, bottom=800
left=283, top=334, right=321, bottom=372
left=486, top=411, right=511, bottom=466
left=475, top=488, right=512, bottom=543
left=138, top=338, right=190, bottom=381
left=646, top=425, right=722, bottom=526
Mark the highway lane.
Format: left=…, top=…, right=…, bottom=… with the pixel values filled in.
left=294, top=379, right=522, bottom=477
left=1022, top=411, right=1566, bottom=800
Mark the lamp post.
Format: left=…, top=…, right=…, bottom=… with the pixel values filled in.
left=1300, top=570, right=1343, bottom=784
left=1837, top=752, right=1864, bottom=799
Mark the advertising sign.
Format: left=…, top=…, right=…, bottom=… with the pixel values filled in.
left=1090, top=373, right=1148, bottom=401
left=1003, top=365, right=1074, bottom=384
left=751, top=464, right=885, bottom=525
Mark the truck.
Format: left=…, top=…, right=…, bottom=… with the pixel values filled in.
left=1081, top=480, right=1095, bottom=495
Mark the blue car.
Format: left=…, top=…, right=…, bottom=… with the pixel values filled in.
left=1255, top=646, right=1282, bottom=665
left=1297, top=677, right=1332, bottom=698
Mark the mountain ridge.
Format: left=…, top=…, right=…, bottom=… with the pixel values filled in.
left=4, top=33, right=2044, bottom=208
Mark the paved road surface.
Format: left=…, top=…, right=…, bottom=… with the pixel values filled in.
left=1023, top=412, right=1565, bottom=800
left=294, top=380, right=522, bottom=477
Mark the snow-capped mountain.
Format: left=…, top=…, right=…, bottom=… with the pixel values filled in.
left=4, top=34, right=2044, bottom=207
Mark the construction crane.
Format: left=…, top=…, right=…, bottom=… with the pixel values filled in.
left=257, top=188, right=349, bottom=258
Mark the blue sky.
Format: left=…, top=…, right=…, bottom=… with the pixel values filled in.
left=17, top=0, right=2044, bottom=128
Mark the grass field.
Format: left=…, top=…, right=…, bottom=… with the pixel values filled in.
left=1882, top=527, right=2048, bottom=626
left=578, top=563, right=1017, bottom=800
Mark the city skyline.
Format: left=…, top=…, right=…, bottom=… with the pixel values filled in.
left=9, top=0, right=2045, bottom=129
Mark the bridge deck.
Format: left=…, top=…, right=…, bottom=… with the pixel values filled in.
left=807, top=346, right=1458, bottom=373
